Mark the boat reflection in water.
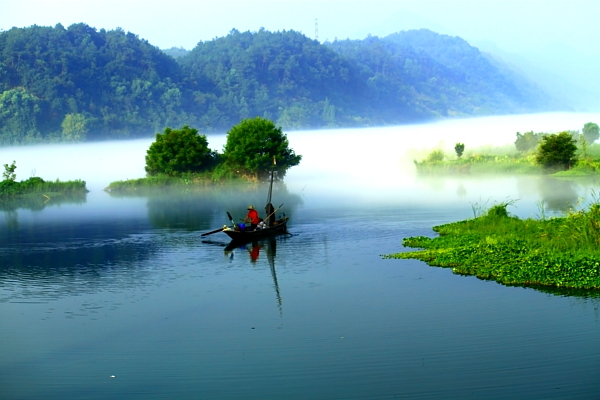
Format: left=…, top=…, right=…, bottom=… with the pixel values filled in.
left=225, top=236, right=283, bottom=313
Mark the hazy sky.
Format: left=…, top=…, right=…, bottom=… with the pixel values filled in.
left=1, top=0, right=598, bottom=55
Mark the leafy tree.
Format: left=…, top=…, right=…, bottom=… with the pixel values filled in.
left=222, top=117, right=301, bottom=180
left=535, top=131, right=578, bottom=170
left=0, top=88, right=42, bottom=144
left=61, top=113, right=89, bottom=141
left=514, top=131, right=542, bottom=153
left=2, top=160, right=16, bottom=181
left=426, top=149, right=444, bottom=162
left=582, top=122, right=599, bottom=144
left=145, top=126, right=216, bottom=176
left=454, top=143, right=465, bottom=158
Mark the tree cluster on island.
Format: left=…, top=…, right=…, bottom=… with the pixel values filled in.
left=0, top=24, right=558, bottom=145
left=133, top=117, right=301, bottom=189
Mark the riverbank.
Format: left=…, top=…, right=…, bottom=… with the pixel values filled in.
left=383, top=202, right=600, bottom=290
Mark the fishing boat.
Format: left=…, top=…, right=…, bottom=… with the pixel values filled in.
left=222, top=216, right=288, bottom=243
left=201, top=157, right=289, bottom=243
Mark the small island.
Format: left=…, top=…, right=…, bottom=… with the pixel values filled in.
left=105, top=117, right=302, bottom=192
left=0, top=160, right=87, bottom=203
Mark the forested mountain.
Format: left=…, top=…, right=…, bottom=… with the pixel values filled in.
left=162, top=47, right=190, bottom=59
left=382, top=29, right=559, bottom=112
left=178, top=28, right=361, bottom=129
left=0, top=24, right=556, bottom=145
left=0, top=23, right=190, bottom=144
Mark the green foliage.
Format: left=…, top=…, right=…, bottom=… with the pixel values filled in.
left=582, top=122, right=599, bottom=144
left=486, top=202, right=513, bottom=218
left=3, top=160, right=16, bottom=181
left=222, top=117, right=301, bottom=180
left=0, top=25, right=550, bottom=144
left=454, top=143, right=465, bottom=158
left=0, top=24, right=186, bottom=143
left=424, top=149, right=445, bottom=163
left=61, top=113, right=89, bottom=142
left=535, top=131, right=578, bottom=171
left=383, top=200, right=600, bottom=289
left=105, top=172, right=220, bottom=192
left=0, top=174, right=87, bottom=198
left=145, top=126, right=216, bottom=176
left=161, top=47, right=190, bottom=59
left=0, top=88, right=42, bottom=144
left=514, top=131, right=542, bottom=153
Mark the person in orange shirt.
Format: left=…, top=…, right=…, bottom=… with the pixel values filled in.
left=244, top=205, right=261, bottom=230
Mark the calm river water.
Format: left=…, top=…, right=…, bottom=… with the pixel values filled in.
left=2, top=113, right=600, bottom=399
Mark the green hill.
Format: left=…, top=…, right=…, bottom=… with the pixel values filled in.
left=0, top=24, right=558, bottom=145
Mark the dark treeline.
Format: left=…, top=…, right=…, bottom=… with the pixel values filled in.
left=0, top=24, right=556, bottom=145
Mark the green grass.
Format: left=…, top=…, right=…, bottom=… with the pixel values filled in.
left=105, top=172, right=250, bottom=192
left=383, top=201, right=600, bottom=290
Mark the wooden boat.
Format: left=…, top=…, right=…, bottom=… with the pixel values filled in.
left=222, top=217, right=289, bottom=243
left=201, top=157, right=289, bottom=243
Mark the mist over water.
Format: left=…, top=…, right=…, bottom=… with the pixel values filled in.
left=2, top=111, right=598, bottom=195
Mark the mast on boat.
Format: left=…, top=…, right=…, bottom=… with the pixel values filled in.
left=265, top=157, right=276, bottom=227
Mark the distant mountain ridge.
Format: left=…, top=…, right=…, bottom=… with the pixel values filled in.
left=0, top=24, right=559, bottom=144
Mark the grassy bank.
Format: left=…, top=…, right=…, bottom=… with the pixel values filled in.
left=383, top=201, right=600, bottom=290
left=0, top=177, right=87, bottom=198
left=104, top=172, right=252, bottom=192
left=414, top=154, right=542, bottom=174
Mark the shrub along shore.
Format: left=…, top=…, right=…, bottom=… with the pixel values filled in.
left=0, top=160, right=87, bottom=199
left=383, top=202, right=600, bottom=290
left=0, top=177, right=87, bottom=197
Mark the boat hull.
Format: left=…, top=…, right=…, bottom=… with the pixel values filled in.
left=223, top=218, right=288, bottom=243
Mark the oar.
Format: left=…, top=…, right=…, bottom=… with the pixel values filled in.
left=201, top=227, right=225, bottom=237
left=227, top=211, right=235, bottom=225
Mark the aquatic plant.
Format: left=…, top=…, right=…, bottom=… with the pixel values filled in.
left=384, top=200, right=600, bottom=290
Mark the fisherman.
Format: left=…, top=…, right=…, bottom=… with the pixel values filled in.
left=244, top=205, right=261, bottom=230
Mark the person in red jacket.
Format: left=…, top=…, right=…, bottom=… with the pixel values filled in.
left=244, top=205, right=261, bottom=230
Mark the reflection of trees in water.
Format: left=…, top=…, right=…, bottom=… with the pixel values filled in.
left=0, top=192, right=86, bottom=212
left=120, top=183, right=304, bottom=231
left=3, top=210, right=17, bottom=230
left=536, top=177, right=579, bottom=213
left=0, top=192, right=87, bottom=229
